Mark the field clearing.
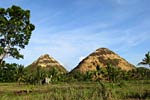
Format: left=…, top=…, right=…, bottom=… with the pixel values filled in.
left=0, top=80, right=150, bottom=100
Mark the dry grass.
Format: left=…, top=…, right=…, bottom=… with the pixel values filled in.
left=72, top=48, right=135, bottom=73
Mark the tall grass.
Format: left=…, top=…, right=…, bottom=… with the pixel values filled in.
left=0, top=80, right=150, bottom=100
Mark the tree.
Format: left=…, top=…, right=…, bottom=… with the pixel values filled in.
left=16, top=65, right=25, bottom=84
left=106, top=64, right=121, bottom=83
left=0, top=62, right=18, bottom=82
left=136, top=67, right=150, bottom=79
left=138, top=51, right=150, bottom=68
left=0, top=5, right=35, bottom=64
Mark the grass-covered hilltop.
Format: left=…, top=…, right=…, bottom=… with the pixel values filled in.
left=71, top=48, right=135, bottom=72
left=26, top=54, right=67, bottom=73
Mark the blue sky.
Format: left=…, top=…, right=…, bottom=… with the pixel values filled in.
left=0, top=0, right=150, bottom=71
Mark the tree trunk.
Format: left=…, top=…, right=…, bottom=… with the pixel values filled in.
left=0, top=53, right=7, bottom=64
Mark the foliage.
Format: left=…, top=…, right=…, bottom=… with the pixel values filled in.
left=0, top=62, right=25, bottom=82
left=23, top=67, right=66, bottom=84
left=1, top=63, right=149, bottom=84
left=138, top=51, right=150, bottom=68
left=0, top=5, right=35, bottom=63
left=69, top=64, right=150, bottom=83
left=135, top=67, right=150, bottom=80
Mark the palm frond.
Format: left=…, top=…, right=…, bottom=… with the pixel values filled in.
left=138, top=51, right=150, bottom=68
left=138, top=62, right=147, bottom=65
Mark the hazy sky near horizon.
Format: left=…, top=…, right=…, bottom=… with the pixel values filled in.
left=0, top=0, right=150, bottom=71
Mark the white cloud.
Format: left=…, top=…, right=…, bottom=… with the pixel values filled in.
left=112, top=0, right=141, bottom=5
left=79, top=56, right=86, bottom=62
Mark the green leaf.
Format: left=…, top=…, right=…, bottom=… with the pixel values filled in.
left=0, top=5, right=35, bottom=62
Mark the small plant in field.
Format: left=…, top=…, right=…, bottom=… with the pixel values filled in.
left=118, top=81, right=126, bottom=88
left=98, top=81, right=113, bottom=100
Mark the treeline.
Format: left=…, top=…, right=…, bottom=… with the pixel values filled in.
left=0, top=62, right=70, bottom=84
left=0, top=62, right=64, bottom=84
left=70, top=65, right=150, bottom=82
left=0, top=62, right=150, bottom=84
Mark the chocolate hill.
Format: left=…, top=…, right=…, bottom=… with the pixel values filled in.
left=27, top=54, right=67, bottom=73
left=71, top=48, right=135, bottom=73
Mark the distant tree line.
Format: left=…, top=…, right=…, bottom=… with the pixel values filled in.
left=0, top=61, right=150, bottom=84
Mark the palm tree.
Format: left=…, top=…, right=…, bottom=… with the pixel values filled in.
left=138, top=51, right=150, bottom=68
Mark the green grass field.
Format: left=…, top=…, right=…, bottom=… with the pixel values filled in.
left=0, top=80, right=150, bottom=100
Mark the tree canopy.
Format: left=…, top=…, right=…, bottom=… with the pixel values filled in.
left=138, top=51, right=150, bottom=68
left=0, top=5, right=35, bottom=63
